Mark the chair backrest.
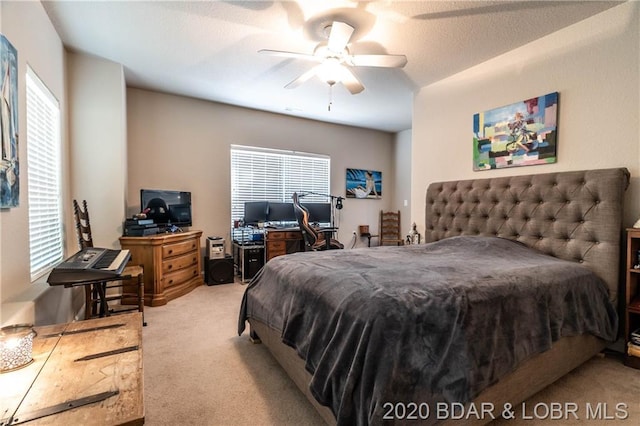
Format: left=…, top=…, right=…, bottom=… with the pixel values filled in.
left=379, top=210, right=403, bottom=245
left=73, top=199, right=94, bottom=249
left=292, top=192, right=318, bottom=250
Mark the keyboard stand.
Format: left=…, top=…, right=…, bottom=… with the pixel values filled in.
left=51, top=266, right=146, bottom=326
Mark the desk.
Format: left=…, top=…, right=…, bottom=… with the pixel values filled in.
left=0, top=313, right=144, bottom=426
left=264, top=228, right=304, bottom=261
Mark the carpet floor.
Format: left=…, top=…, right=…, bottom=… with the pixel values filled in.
left=142, top=282, right=640, bottom=425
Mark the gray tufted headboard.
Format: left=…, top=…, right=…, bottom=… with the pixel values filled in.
left=425, top=168, right=630, bottom=302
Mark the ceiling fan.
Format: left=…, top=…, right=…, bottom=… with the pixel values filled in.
left=259, top=21, right=407, bottom=95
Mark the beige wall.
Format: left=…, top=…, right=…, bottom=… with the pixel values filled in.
left=393, top=129, right=412, bottom=237
left=67, top=52, right=128, bottom=250
left=411, top=2, right=640, bottom=233
left=0, top=1, right=70, bottom=325
left=126, top=88, right=397, bottom=250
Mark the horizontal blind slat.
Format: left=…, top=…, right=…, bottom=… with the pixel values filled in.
left=230, top=146, right=330, bottom=225
left=26, top=68, right=63, bottom=281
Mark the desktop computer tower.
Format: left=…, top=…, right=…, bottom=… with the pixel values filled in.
left=242, top=246, right=264, bottom=280
left=205, top=255, right=234, bottom=285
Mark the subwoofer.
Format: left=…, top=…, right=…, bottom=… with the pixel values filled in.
left=205, top=255, right=234, bottom=285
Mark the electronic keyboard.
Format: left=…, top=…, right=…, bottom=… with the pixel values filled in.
left=47, top=247, right=131, bottom=285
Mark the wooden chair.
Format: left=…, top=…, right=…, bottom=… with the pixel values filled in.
left=379, top=210, right=404, bottom=246
left=73, top=199, right=145, bottom=322
left=292, top=193, right=343, bottom=251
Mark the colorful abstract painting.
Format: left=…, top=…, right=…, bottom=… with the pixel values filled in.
left=473, top=92, right=558, bottom=171
left=1, top=34, right=19, bottom=207
left=346, top=168, right=382, bottom=199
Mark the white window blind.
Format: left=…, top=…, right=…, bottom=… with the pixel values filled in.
left=26, top=67, right=63, bottom=281
left=230, top=145, right=330, bottom=224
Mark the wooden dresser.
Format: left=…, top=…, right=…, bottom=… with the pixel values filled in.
left=264, top=228, right=304, bottom=261
left=120, top=230, right=203, bottom=307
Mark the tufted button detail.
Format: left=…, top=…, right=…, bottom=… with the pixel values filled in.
left=539, top=236, right=543, bottom=240
left=579, top=259, right=584, bottom=263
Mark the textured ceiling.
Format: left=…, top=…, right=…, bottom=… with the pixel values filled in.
left=42, top=1, right=621, bottom=132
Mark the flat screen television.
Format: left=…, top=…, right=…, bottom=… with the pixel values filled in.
left=141, top=189, right=192, bottom=227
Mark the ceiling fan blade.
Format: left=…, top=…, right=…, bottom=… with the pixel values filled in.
left=340, top=67, right=364, bottom=95
left=350, top=54, right=408, bottom=68
left=327, top=21, right=355, bottom=53
left=259, top=49, right=322, bottom=63
left=284, top=66, right=319, bottom=89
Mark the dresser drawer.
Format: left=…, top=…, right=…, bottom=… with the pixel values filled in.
left=267, top=231, right=285, bottom=240
left=285, top=231, right=302, bottom=240
left=163, top=264, right=199, bottom=288
left=162, top=251, right=198, bottom=274
left=163, top=238, right=198, bottom=258
left=268, top=240, right=286, bottom=251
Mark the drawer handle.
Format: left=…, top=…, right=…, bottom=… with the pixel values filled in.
left=168, top=279, right=173, bottom=285
left=192, top=244, right=196, bottom=249
left=168, top=249, right=173, bottom=254
left=193, top=270, right=197, bottom=276
left=168, top=265, right=173, bottom=270
left=193, top=257, right=196, bottom=262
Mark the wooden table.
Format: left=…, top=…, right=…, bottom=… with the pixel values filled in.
left=0, top=313, right=144, bottom=425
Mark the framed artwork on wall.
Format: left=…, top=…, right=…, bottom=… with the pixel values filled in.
left=473, top=92, right=558, bottom=171
left=1, top=34, right=19, bottom=208
left=346, top=168, right=382, bottom=199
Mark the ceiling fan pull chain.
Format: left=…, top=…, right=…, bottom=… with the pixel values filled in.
left=328, top=83, right=333, bottom=112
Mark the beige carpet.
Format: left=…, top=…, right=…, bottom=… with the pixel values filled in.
left=142, top=282, right=640, bottom=425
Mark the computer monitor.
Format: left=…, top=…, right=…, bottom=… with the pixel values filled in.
left=243, top=201, right=268, bottom=225
left=267, top=202, right=297, bottom=222
left=301, top=203, right=332, bottom=224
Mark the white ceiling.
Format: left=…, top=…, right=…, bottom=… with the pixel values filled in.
left=42, top=1, right=621, bottom=133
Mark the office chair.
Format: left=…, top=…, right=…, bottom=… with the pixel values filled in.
left=292, top=193, right=343, bottom=251
left=73, top=199, right=145, bottom=322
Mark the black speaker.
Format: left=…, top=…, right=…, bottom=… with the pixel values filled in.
left=205, top=255, right=234, bottom=285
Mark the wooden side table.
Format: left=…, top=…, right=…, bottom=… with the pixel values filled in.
left=624, top=228, right=640, bottom=369
left=0, top=313, right=144, bottom=425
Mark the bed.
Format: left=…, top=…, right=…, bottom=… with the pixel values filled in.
left=238, top=167, right=629, bottom=425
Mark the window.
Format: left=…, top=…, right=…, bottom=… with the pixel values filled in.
left=26, top=67, right=63, bottom=281
left=230, top=145, right=330, bottom=224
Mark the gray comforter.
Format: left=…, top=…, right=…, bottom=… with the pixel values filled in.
left=238, top=236, right=618, bottom=425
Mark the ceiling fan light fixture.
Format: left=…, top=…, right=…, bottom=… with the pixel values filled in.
left=316, top=58, right=345, bottom=84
